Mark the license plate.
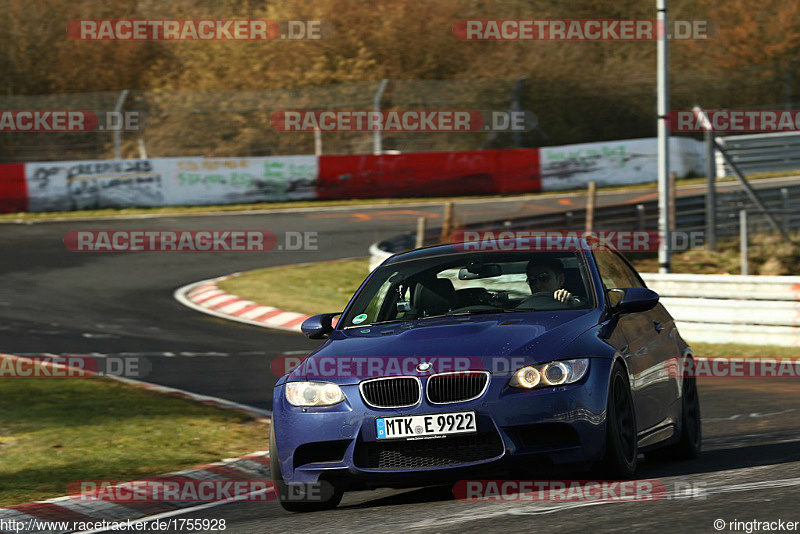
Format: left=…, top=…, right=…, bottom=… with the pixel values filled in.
left=376, top=411, right=476, bottom=440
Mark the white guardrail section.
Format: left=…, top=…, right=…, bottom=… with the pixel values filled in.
left=716, top=131, right=800, bottom=177
left=641, top=274, right=800, bottom=348
left=369, top=244, right=800, bottom=347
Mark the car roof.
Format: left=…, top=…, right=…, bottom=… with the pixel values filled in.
left=382, top=241, right=594, bottom=266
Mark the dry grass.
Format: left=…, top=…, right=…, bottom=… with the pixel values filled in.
left=0, top=367, right=268, bottom=506
left=218, top=258, right=369, bottom=316
left=629, top=231, right=800, bottom=275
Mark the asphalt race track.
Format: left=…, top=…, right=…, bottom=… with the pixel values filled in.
left=2, top=179, right=799, bottom=533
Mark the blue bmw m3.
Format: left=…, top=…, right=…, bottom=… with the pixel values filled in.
left=270, top=244, right=701, bottom=511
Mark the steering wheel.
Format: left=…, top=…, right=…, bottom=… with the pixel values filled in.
left=515, top=292, right=571, bottom=310
left=478, top=290, right=509, bottom=308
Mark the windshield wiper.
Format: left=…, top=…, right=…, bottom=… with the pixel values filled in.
left=350, top=309, right=524, bottom=327
left=342, top=318, right=410, bottom=329
left=420, top=309, right=524, bottom=320
left=361, top=319, right=409, bottom=326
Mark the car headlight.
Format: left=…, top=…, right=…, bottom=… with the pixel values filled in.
left=285, top=382, right=345, bottom=407
left=509, top=359, right=589, bottom=389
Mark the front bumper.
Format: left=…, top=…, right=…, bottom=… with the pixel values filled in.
left=271, top=358, right=612, bottom=488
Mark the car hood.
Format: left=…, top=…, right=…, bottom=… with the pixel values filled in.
left=290, top=309, right=602, bottom=384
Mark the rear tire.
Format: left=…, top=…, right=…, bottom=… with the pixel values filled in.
left=598, top=362, right=638, bottom=479
left=269, top=426, right=343, bottom=512
left=645, top=373, right=702, bottom=462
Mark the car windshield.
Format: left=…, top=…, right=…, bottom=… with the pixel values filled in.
left=341, top=251, right=594, bottom=328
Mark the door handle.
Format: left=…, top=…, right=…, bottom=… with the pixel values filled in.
left=654, top=321, right=664, bottom=333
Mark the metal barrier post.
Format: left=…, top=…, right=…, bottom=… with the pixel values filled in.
left=314, top=128, right=322, bottom=156
left=113, top=89, right=129, bottom=160
left=585, top=181, right=596, bottom=232
left=440, top=202, right=454, bottom=244
left=740, top=209, right=748, bottom=275
left=668, top=171, right=676, bottom=232
left=705, top=128, right=717, bottom=250
left=415, top=217, right=426, bottom=249
left=636, top=204, right=646, bottom=230
left=781, top=188, right=790, bottom=232
left=373, top=79, right=389, bottom=155
left=137, top=139, right=148, bottom=160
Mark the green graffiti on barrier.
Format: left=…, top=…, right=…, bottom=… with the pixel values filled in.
left=177, top=172, right=258, bottom=187
left=545, top=145, right=627, bottom=168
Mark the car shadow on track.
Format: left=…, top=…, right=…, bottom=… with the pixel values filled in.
left=342, top=485, right=456, bottom=510
left=336, top=437, right=800, bottom=510
left=639, top=436, right=800, bottom=479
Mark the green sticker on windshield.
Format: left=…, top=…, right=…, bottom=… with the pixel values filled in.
left=352, top=313, right=368, bottom=324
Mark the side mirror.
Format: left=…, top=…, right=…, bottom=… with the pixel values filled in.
left=301, top=313, right=339, bottom=339
left=609, top=287, right=659, bottom=313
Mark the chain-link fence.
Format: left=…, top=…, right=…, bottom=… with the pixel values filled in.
left=1, top=67, right=795, bottom=163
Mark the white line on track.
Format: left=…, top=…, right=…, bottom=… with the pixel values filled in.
left=70, top=470, right=800, bottom=533
left=704, top=408, right=796, bottom=422
left=73, top=487, right=276, bottom=534
left=395, top=472, right=800, bottom=531
left=114, top=375, right=271, bottom=416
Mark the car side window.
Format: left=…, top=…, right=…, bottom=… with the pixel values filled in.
left=357, top=273, right=397, bottom=325
left=593, top=251, right=644, bottom=290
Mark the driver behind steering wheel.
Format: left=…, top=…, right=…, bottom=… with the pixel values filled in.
left=523, top=256, right=581, bottom=307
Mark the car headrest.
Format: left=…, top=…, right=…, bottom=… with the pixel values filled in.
left=413, top=278, right=456, bottom=317
left=562, top=267, right=587, bottom=299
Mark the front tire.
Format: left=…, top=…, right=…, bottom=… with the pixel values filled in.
left=645, top=373, right=702, bottom=461
left=598, top=362, right=638, bottom=478
left=269, top=426, right=343, bottom=512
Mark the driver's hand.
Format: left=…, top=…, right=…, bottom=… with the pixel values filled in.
left=554, top=289, right=582, bottom=307
left=554, top=289, right=573, bottom=303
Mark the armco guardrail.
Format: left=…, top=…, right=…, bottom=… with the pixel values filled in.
left=716, top=132, right=800, bottom=177
left=368, top=247, right=800, bottom=347
left=370, top=182, right=800, bottom=261
left=642, top=274, right=800, bottom=347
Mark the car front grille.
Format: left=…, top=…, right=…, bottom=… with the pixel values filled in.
left=355, top=432, right=504, bottom=470
left=360, top=377, right=421, bottom=408
left=426, top=371, right=490, bottom=404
